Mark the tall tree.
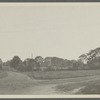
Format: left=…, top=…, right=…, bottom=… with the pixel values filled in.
left=79, top=54, right=88, bottom=64
left=35, top=56, right=44, bottom=69
left=10, top=56, right=22, bottom=69
left=24, top=58, right=39, bottom=71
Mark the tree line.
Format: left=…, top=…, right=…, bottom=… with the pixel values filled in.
left=2, top=56, right=85, bottom=71
left=1, top=47, right=100, bottom=71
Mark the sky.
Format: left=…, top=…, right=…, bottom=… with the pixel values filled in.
left=0, top=3, right=100, bottom=61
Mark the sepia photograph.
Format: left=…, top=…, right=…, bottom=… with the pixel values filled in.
left=0, top=3, right=100, bottom=97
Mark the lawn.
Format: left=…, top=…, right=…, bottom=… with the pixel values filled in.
left=26, top=70, right=100, bottom=79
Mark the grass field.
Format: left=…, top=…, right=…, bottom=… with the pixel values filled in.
left=55, top=77, right=100, bottom=94
left=25, top=70, right=100, bottom=94
left=26, top=70, right=100, bottom=79
left=1, top=70, right=100, bottom=94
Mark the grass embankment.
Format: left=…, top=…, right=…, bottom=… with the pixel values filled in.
left=26, top=70, right=100, bottom=80
left=0, top=71, right=35, bottom=94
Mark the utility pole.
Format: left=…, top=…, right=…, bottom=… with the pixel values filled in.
left=31, top=52, right=33, bottom=59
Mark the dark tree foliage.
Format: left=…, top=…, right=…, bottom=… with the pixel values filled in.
left=4, top=60, right=11, bottom=66
left=6, top=47, right=100, bottom=72
left=87, top=57, right=100, bottom=69
left=79, top=47, right=100, bottom=70
left=51, top=57, right=65, bottom=70
left=10, top=56, right=22, bottom=69
left=23, top=58, right=40, bottom=71
left=41, top=57, right=84, bottom=71
left=0, top=58, right=2, bottom=70
left=17, top=62, right=26, bottom=71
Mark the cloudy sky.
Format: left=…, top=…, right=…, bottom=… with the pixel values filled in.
left=0, top=3, right=100, bottom=61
